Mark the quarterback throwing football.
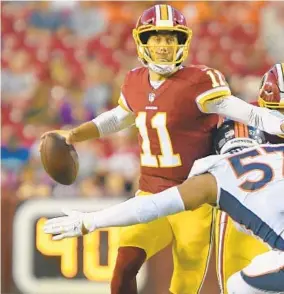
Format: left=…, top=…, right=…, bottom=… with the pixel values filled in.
left=41, top=4, right=284, bottom=294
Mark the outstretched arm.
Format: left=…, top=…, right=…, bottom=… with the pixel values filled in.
left=204, top=96, right=284, bottom=135
left=43, top=174, right=217, bottom=240
left=178, top=173, right=217, bottom=209
left=40, top=105, right=135, bottom=146
left=89, top=173, right=217, bottom=230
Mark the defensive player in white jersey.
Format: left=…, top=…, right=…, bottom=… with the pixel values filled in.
left=44, top=120, right=284, bottom=293
left=216, top=63, right=284, bottom=294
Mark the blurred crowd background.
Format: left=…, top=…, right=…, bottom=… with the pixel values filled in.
left=2, top=0, right=284, bottom=201
left=1, top=2, right=284, bottom=294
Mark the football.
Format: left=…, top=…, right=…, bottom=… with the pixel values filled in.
left=40, top=133, right=79, bottom=185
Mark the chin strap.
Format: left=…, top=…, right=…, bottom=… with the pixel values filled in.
left=148, top=62, right=177, bottom=75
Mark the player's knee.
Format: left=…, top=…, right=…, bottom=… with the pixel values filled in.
left=227, top=272, right=257, bottom=294
left=112, top=247, right=146, bottom=282
left=174, top=242, right=210, bottom=271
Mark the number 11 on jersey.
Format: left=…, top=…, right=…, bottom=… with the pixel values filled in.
left=136, top=112, right=182, bottom=168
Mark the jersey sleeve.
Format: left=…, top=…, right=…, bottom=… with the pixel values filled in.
left=194, top=68, right=231, bottom=113
left=117, top=71, right=133, bottom=112
left=118, top=93, right=132, bottom=112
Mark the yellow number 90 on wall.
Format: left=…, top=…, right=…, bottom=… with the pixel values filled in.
left=36, top=218, right=120, bottom=281
left=13, top=199, right=147, bottom=294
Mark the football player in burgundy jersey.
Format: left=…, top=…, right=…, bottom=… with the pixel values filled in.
left=215, top=63, right=284, bottom=294
left=41, top=4, right=284, bottom=293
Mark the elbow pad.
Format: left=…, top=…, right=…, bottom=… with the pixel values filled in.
left=92, top=106, right=134, bottom=137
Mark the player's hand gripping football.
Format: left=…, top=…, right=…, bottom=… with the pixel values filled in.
left=43, top=209, right=94, bottom=240
left=39, top=129, right=75, bottom=152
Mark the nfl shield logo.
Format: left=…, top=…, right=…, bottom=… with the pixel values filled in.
left=148, top=93, right=156, bottom=103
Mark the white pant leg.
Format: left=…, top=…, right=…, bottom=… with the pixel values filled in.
left=227, top=250, right=284, bottom=294
left=227, top=271, right=267, bottom=294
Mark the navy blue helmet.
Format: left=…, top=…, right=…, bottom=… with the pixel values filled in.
left=214, top=119, right=267, bottom=155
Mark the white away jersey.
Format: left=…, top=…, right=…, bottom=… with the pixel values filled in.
left=189, top=143, right=284, bottom=250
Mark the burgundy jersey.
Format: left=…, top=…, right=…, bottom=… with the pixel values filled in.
left=118, top=65, right=231, bottom=193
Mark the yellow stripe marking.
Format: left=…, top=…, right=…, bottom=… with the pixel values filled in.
left=118, top=97, right=131, bottom=112
left=160, top=5, right=168, bottom=20
left=199, top=90, right=231, bottom=112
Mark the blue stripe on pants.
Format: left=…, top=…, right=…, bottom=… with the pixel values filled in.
left=219, top=188, right=284, bottom=250
left=241, top=269, right=284, bottom=292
